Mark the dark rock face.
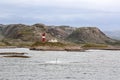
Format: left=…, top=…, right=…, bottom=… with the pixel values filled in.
left=0, top=24, right=5, bottom=39
left=47, top=26, right=75, bottom=39
left=47, top=28, right=69, bottom=39
left=67, top=27, right=115, bottom=43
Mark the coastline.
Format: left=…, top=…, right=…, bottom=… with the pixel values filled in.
left=0, top=45, right=120, bottom=51
left=0, top=52, right=29, bottom=58
left=30, top=46, right=120, bottom=51
left=30, top=46, right=85, bottom=51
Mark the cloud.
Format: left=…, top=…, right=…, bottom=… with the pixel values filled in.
left=1, top=0, right=120, bottom=11
left=0, top=0, right=120, bottom=30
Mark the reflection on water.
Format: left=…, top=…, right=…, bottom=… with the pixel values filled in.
left=0, top=48, right=120, bottom=80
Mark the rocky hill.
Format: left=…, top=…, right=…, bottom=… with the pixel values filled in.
left=0, top=24, right=117, bottom=45
left=2, top=24, right=34, bottom=41
left=67, top=27, right=116, bottom=44
left=0, top=24, right=75, bottom=42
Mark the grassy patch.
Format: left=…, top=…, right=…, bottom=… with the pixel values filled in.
left=32, top=42, right=66, bottom=47
left=16, top=42, right=33, bottom=47
left=0, top=40, right=11, bottom=46
left=106, top=41, right=120, bottom=46
left=82, top=43, right=108, bottom=48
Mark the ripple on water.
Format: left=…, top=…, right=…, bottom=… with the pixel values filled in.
left=0, top=48, right=120, bottom=80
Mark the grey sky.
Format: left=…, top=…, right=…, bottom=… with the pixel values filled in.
left=0, top=0, right=120, bottom=30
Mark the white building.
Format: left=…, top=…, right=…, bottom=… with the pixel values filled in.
left=48, top=39, right=58, bottom=43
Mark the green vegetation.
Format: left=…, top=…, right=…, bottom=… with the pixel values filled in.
left=14, top=42, right=33, bottom=47
left=1, top=39, right=11, bottom=46
left=17, top=27, right=34, bottom=41
left=0, top=38, right=34, bottom=47
left=0, top=42, right=6, bottom=46
left=32, top=42, right=66, bottom=47
left=106, top=41, right=120, bottom=45
left=19, top=28, right=33, bottom=35
left=82, top=43, right=108, bottom=48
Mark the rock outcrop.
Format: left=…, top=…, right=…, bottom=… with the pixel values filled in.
left=47, top=26, right=75, bottom=39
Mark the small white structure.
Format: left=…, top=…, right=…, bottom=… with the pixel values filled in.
left=48, top=39, right=58, bottom=43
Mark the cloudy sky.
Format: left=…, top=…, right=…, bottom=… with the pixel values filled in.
left=0, top=0, right=120, bottom=30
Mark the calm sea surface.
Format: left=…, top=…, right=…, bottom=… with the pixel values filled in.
left=0, top=48, right=120, bottom=80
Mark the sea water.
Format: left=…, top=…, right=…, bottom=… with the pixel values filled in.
left=0, top=48, right=120, bottom=80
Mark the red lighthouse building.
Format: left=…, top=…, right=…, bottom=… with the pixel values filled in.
left=42, top=33, right=46, bottom=42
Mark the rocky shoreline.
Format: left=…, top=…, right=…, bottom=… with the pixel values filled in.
left=0, top=52, right=26, bottom=55
left=30, top=47, right=120, bottom=51
left=30, top=46, right=85, bottom=51
left=102, top=48, right=120, bottom=50
left=0, top=46, right=18, bottom=48
left=83, top=45, right=120, bottom=50
left=0, top=52, right=29, bottom=58
left=0, top=45, right=120, bottom=52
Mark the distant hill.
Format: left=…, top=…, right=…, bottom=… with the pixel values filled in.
left=0, top=24, right=75, bottom=42
left=67, top=27, right=116, bottom=44
left=0, top=23, right=117, bottom=44
left=104, top=31, right=120, bottom=40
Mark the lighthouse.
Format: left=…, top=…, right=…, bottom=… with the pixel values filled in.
left=42, top=33, right=46, bottom=42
